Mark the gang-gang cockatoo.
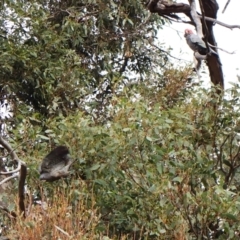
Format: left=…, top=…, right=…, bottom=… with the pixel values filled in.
left=184, top=29, right=217, bottom=56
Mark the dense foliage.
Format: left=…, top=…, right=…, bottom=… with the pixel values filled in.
left=1, top=0, right=240, bottom=239
left=0, top=0, right=165, bottom=118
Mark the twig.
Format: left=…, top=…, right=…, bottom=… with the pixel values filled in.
left=0, top=174, right=18, bottom=185
left=54, top=225, right=70, bottom=237
left=171, top=14, right=240, bottom=30
left=222, top=0, right=231, bottom=14
left=0, top=136, right=26, bottom=167
left=0, top=161, right=21, bottom=175
left=165, top=14, right=240, bottom=30
left=208, top=43, right=235, bottom=54
left=199, top=15, right=240, bottom=30
left=150, top=42, right=190, bottom=62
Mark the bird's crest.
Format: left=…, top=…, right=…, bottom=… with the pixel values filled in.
left=184, top=29, right=193, bottom=36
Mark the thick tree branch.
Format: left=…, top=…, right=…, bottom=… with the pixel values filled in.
left=146, top=0, right=192, bottom=20
left=201, top=0, right=223, bottom=89
left=189, top=0, right=203, bottom=37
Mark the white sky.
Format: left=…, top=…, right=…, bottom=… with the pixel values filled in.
left=160, top=0, right=240, bottom=89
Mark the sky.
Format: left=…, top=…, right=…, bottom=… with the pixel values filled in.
left=160, top=0, right=240, bottom=89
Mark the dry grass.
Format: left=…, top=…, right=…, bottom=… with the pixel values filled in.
left=6, top=182, right=104, bottom=240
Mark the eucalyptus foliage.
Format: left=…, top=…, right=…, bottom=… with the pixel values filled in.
left=0, top=0, right=165, bottom=118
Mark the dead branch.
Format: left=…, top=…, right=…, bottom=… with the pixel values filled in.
left=189, top=0, right=203, bottom=37
left=150, top=42, right=190, bottom=62
left=0, top=161, right=21, bottom=175
left=0, top=174, right=18, bottom=185
left=222, top=0, right=231, bottom=14
left=161, top=14, right=240, bottom=30
left=0, top=135, right=27, bottom=218
left=199, top=16, right=240, bottom=29
left=208, top=43, right=235, bottom=54
left=55, top=225, right=71, bottom=237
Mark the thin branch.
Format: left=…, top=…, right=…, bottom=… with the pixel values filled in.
left=55, top=225, right=70, bottom=237
left=222, top=0, right=231, bottom=14
left=150, top=42, right=190, bottom=62
left=0, top=174, right=18, bottom=185
left=232, top=144, right=240, bottom=166
left=164, top=14, right=240, bottom=30
left=199, top=15, right=240, bottom=30
left=183, top=202, right=196, bottom=236
left=229, top=135, right=234, bottom=164
left=0, top=161, right=21, bottom=175
left=0, top=136, right=25, bottom=167
left=208, top=43, right=235, bottom=54
left=216, top=135, right=230, bottom=175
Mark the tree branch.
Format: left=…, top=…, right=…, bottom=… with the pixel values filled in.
left=0, top=174, right=18, bottom=185
left=208, top=43, right=235, bottom=54
left=0, top=200, right=17, bottom=219
left=189, top=0, right=203, bottom=37
left=0, top=135, right=27, bottom=218
left=222, top=0, right=231, bottom=14
left=0, top=161, right=21, bottom=174
left=199, top=15, right=240, bottom=29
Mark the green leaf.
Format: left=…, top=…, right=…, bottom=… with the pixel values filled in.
left=37, top=134, right=49, bottom=140
left=220, top=213, right=238, bottom=221
left=172, top=176, right=182, bottom=183
left=156, top=163, right=163, bottom=175
left=90, top=163, right=101, bottom=171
